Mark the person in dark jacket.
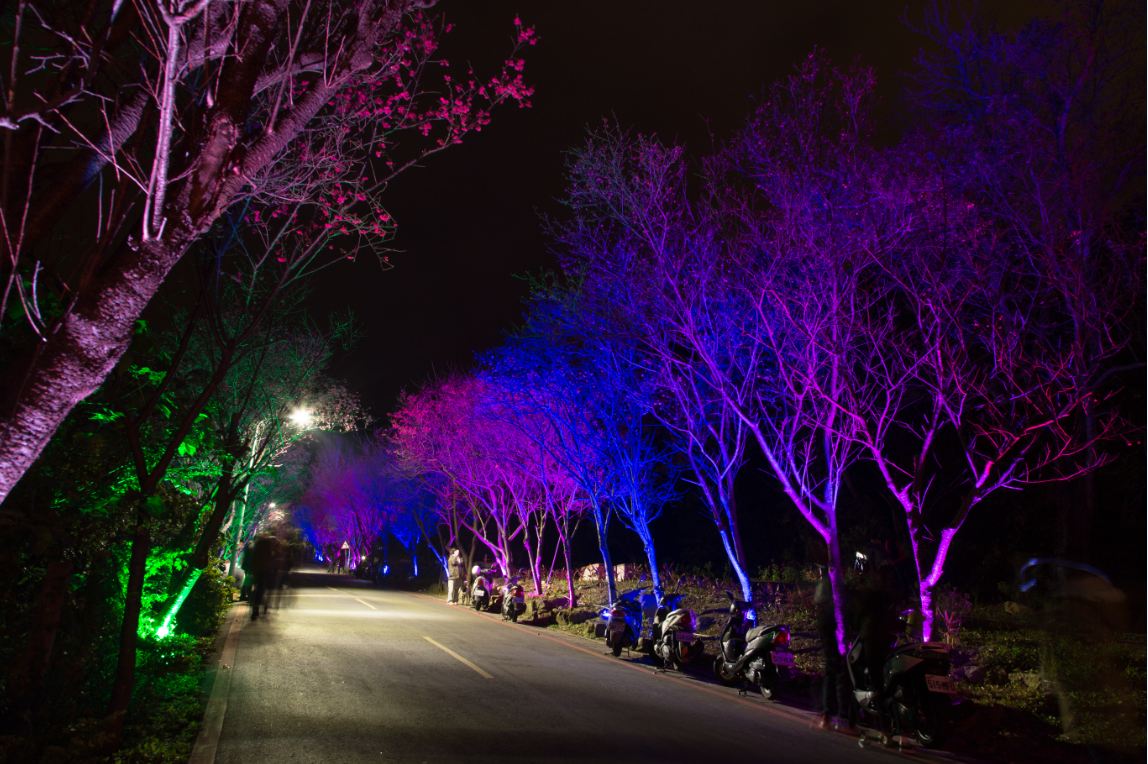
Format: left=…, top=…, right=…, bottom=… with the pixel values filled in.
left=248, top=534, right=281, bottom=620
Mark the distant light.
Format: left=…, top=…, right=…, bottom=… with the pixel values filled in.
left=156, top=624, right=171, bottom=639
left=269, top=502, right=276, bottom=508
left=289, top=407, right=313, bottom=428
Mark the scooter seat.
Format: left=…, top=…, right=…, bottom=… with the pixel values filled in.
left=746, top=624, right=773, bottom=642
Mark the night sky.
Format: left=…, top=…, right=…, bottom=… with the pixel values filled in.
left=311, top=0, right=970, bottom=418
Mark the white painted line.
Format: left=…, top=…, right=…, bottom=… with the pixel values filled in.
left=326, top=586, right=378, bottom=611
left=423, top=636, right=494, bottom=680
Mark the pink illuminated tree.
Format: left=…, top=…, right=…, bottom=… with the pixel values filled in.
left=0, top=1, right=535, bottom=503
left=843, top=152, right=1131, bottom=641
left=819, top=5, right=1144, bottom=640
left=390, top=375, right=523, bottom=577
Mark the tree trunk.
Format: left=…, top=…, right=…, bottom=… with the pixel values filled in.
left=0, top=238, right=188, bottom=503
left=639, top=530, right=661, bottom=593
left=107, top=512, right=151, bottom=738
left=825, top=522, right=847, bottom=656
left=161, top=469, right=242, bottom=622
left=718, top=527, right=753, bottom=603
left=591, top=503, right=617, bottom=602
left=561, top=528, right=577, bottom=608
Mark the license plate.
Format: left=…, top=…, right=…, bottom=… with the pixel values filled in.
left=512, top=596, right=525, bottom=604
left=609, top=621, right=626, bottom=633
left=474, top=588, right=485, bottom=597
left=772, top=651, right=795, bottom=667
left=675, top=632, right=695, bottom=643
left=925, top=674, right=957, bottom=694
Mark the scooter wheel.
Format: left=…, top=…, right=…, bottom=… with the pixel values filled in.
left=510, top=610, right=518, bottom=623
left=913, top=690, right=947, bottom=748
left=611, top=638, right=624, bottom=657
left=714, top=657, right=739, bottom=685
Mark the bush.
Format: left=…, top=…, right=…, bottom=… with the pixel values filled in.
left=934, top=587, right=973, bottom=644
left=118, top=634, right=213, bottom=763
left=177, top=565, right=236, bottom=637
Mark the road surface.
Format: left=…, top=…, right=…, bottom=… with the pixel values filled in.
left=192, top=568, right=943, bottom=763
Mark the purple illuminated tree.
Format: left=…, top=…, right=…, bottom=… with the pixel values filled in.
left=558, top=109, right=874, bottom=645
left=812, top=5, right=1144, bottom=640
left=716, top=56, right=906, bottom=652
left=0, top=1, right=535, bottom=503
left=480, top=345, right=591, bottom=605
left=908, top=2, right=1144, bottom=560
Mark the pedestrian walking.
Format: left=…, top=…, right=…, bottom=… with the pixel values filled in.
left=249, top=534, right=281, bottom=620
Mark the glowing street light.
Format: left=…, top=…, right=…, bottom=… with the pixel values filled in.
left=289, top=407, right=314, bottom=428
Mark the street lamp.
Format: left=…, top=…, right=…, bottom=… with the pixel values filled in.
left=289, top=406, right=313, bottom=428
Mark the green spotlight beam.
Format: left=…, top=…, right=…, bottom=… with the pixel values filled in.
left=155, top=568, right=204, bottom=639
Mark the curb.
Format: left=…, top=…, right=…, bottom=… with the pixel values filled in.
left=188, top=602, right=245, bottom=764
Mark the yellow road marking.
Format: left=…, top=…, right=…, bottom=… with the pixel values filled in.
left=423, top=636, right=494, bottom=679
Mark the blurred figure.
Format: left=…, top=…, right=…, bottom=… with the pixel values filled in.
left=238, top=541, right=254, bottom=601
left=851, top=562, right=899, bottom=709
left=446, top=547, right=465, bottom=604
left=1018, top=558, right=1129, bottom=741
left=249, top=534, right=281, bottom=620
left=266, top=528, right=292, bottom=611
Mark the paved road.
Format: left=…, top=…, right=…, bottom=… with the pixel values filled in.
left=195, top=569, right=934, bottom=763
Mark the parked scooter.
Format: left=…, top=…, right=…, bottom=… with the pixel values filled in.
left=501, top=577, right=526, bottom=622
left=713, top=591, right=793, bottom=699
left=651, top=590, right=703, bottom=670
left=470, top=565, right=504, bottom=612
left=847, top=610, right=954, bottom=747
left=598, top=587, right=647, bottom=657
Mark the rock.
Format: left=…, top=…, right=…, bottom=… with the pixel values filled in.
left=577, top=564, right=604, bottom=581
left=954, top=664, right=986, bottom=685
left=1009, top=670, right=1042, bottom=691
left=1003, top=601, right=1031, bottom=616
left=613, top=563, right=642, bottom=581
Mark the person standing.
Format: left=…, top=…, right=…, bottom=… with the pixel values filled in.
left=446, top=548, right=465, bottom=604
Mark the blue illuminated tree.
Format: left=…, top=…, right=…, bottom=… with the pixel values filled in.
left=558, top=127, right=758, bottom=602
